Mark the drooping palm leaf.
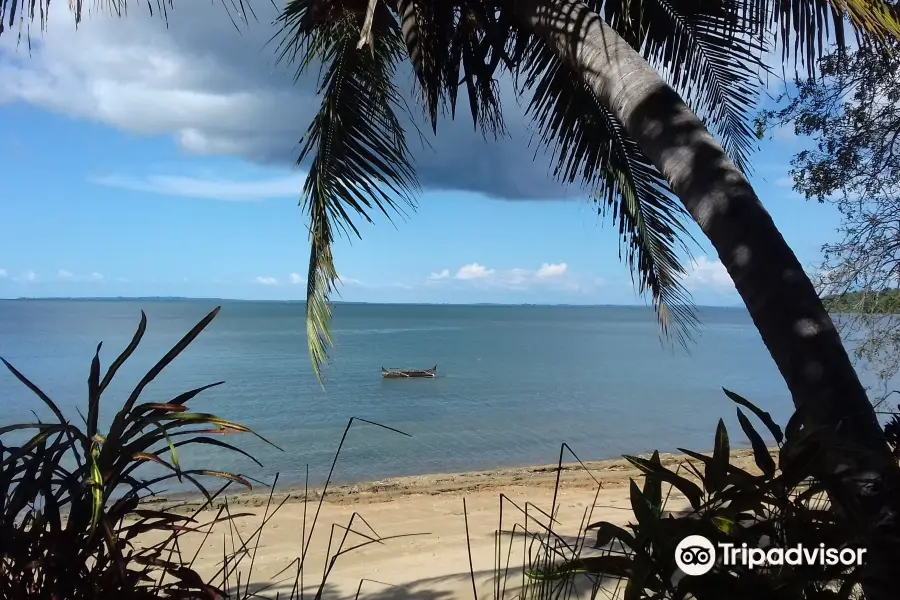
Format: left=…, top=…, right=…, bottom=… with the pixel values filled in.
left=595, top=0, right=768, bottom=175
left=396, top=0, right=457, bottom=128
left=0, top=0, right=256, bottom=39
left=397, top=0, right=507, bottom=136
left=275, top=0, right=418, bottom=379
left=766, top=0, right=900, bottom=74
left=520, top=36, right=699, bottom=344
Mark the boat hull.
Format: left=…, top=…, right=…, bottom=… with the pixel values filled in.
left=381, top=366, right=437, bottom=378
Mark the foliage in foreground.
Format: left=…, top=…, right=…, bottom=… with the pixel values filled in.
left=0, top=306, right=275, bottom=597
left=490, top=391, right=900, bottom=600
left=0, top=307, right=419, bottom=599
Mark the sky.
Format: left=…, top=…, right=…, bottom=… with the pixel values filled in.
left=0, top=3, right=845, bottom=306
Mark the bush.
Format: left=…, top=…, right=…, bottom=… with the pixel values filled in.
left=514, top=390, right=900, bottom=600
left=0, top=306, right=277, bottom=599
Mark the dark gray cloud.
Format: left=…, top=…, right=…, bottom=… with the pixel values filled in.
left=0, top=1, right=571, bottom=199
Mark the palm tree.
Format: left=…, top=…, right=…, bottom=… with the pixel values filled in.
left=5, top=0, right=900, bottom=591
left=275, top=0, right=900, bottom=521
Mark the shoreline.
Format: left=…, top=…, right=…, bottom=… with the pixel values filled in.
left=135, top=447, right=768, bottom=597
left=146, top=447, right=764, bottom=512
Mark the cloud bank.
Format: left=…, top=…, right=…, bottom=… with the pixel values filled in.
left=0, top=2, right=573, bottom=200
left=428, top=262, right=594, bottom=293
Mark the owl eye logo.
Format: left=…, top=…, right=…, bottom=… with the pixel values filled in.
left=675, top=536, right=716, bottom=576
left=679, top=546, right=712, bottom=566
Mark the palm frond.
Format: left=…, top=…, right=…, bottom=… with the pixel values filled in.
left=0, top=0, right=255, bottom=39
left=766, top=0, right=900, bottom=75
left=519, top=37, right=699, bottom=345
left=396, top=0, right=456, bottom=129
left=276, top=1, right=418, bottom=380
left=595, top=0, right=768, bottom=175
left=396, top=0, right=506, bottom=136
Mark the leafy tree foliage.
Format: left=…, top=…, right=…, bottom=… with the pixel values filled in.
left=759, top=40, right=900, bottom=384
left=530, top=390, right=900, bottom=599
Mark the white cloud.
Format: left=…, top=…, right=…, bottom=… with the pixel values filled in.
left=338, top=275, right=364, bottom=286
left=254, top=276, right=278, bottom=286
left=56, top=269, right=104, bottom=282
left=455, top=263, right=495, bottom=280
left=683, top=257, right=735, bottom=292
left=0, top=2, right=572, bottom=200
left=535, top=263, right=567, bottom=278
left=289, top=272, right=303, bottom=284
left=14, top=270, right=38, bottom=283
left=431, top=262, right=596, bottom=293
left=92, top=172, right=307, bottom=201
left=0, top=268, right=7, bottom=278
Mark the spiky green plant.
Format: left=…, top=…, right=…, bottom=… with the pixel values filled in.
left=0, top=306, right=279, bottom=599
left=488, top=390, right=900, bottom=600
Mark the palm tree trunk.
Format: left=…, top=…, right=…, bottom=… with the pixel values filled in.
left=513, top=0, right=898, bottom=591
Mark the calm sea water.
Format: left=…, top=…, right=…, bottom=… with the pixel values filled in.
left=0, top=299, right=808, bottom=491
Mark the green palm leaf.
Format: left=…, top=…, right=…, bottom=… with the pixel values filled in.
left=276, top=1, right=418, bottom=379
left=767, top=0, right=900, bottom=73
left=0, top=0, right=256, bottom=39
left=396, top=0, right=507, bottom=135
left=596, top=0, right=768, bottom=175
left=519, top=37, right=699, bottom=344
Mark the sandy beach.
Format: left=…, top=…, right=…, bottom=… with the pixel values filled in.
left=140, top=449, right=764, bottom=599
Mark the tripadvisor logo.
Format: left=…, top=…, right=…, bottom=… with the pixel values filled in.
left=674, top=535, right=867, bottom=576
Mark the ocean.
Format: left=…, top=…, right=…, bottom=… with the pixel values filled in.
left=0, top=299, right=806, bottom=491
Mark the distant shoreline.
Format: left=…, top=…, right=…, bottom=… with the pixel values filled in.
left=0, top=296, right=745, bottom=309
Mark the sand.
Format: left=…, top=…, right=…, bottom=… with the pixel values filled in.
left=139, top=449, right=763, bottom=599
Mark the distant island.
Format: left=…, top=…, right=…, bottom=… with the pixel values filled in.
left=823, top=289, right=900, bottom=313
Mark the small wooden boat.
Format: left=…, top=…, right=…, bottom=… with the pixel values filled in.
left=381, top=365, right=437, bottom=379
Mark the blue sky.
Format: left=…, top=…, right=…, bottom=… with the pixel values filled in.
left=0, top=4, right=844, bottom=306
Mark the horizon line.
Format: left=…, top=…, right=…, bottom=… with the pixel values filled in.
left=0, top=295, right=746, bottom=309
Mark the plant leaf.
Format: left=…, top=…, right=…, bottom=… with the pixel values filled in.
left=87, top=342, right=102, bottom=438
left=587, top=521, right=636, bottom=549
left=121, top=306, right=221, bottom=415
left=723, top=388, right=783, bottom=444
left=624, top=454, right=704, bottom=510
left=736, top=408, right=776, bottom=477
left=0, top=357, right=68, bottom=425
left=275, top=1, right=418, bottom=381
left=706, top=419, right=730, bottom=494
left=99, top=310, right=147, bottom=394
left=629, top=478, right=658, bottom=533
